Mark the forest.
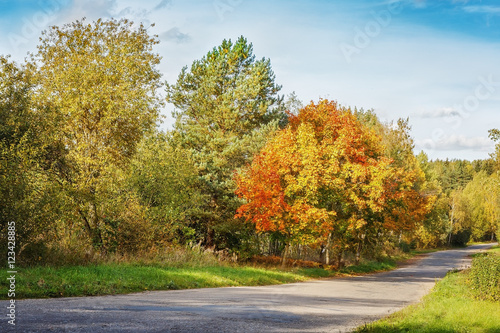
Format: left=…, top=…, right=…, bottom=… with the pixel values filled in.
left=1, top=18, right=499, bottom=268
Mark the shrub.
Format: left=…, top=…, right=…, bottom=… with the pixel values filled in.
left=450, top=229, right=471, bottom=247
left=468, top=254, right=500, bottom=302
left=398, top=240, right=417, bottom=253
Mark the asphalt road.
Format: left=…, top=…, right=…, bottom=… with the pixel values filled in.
left=2, top=243, right=495, bottom=333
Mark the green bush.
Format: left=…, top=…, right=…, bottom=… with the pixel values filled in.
left=450, top=229, right=471, bottom=247
left=468, top=254, right=500, bottom=302
left=398, top=240, right=417, bottom=253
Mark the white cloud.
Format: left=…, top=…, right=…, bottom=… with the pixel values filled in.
left=416, top=135, right=495, bottom=151
left=160, top=27, right=191, bottom=44
left=417, top=107, right=461, bottom=119
left=463, top=5, right=500, bottom=15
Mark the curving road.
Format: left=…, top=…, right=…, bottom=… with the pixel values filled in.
left=2, top=243, right=495, bottom=333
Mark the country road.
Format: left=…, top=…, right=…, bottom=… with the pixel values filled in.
left=2, top=243, right=495, bottom=333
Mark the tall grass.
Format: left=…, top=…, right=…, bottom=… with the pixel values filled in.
left=1, top=245, right=409, bottom=299
left=21, top=243, right=226, bottom=268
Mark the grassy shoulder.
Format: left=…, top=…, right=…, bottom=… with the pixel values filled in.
left=485, top=244, right=499, bottom=255
left=355, top=244, right=500, bottom=333
left=2, top=253, right=411, bottom=299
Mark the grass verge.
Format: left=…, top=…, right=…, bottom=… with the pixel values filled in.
left=355, top=245, right=500, bottom=333
left=486, top=244, right=500, bottom=255
left=1, top=255, right=405, bottom=299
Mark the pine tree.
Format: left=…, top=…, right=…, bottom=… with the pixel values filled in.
left=166, top=36, right=283, bottom=248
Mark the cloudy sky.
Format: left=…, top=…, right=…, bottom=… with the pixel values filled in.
left=1, top=0, right=499, bottom=160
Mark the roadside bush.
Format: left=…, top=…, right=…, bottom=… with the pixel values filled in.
left=468, top=254, right=500, bottom=301
left=398, top=240, right=416, bottom=253
left=450, top=229, right=471, bottom=247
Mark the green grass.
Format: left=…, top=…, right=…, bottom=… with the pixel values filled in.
left=355, top=248, right=500, bottom=333
left=487, top=245, right=500, bottom=255
left=1, top=257, right=402, bottom=299
left=2, top=264, right=305, bottom=299
left=470, top=244, right=500, bottom=258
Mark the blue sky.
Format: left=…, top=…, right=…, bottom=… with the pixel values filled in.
left=1, top=0, right=499, bottom=160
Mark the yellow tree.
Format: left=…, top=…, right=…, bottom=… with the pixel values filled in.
left=0, top=56, right=47, bottom=257
left=0, top=56, right=33, bottom=227
left=356, top=110, right=437, bottom=249
left=461, top=171, right=500, bottom=241
left=31, top=18, right=163, bottom=249
left=236, top=100, right=427, bottom=265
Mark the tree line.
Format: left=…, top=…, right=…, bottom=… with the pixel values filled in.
left=1, top=18, right=498, bottom=266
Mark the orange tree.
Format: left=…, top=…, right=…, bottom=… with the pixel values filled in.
left=235, top=100, right=430, bottom=265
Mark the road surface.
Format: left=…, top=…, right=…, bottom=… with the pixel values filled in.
left=2, top=243, right=495, bottom=332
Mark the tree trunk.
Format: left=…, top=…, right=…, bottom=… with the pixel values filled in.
left=355, top=241, right=362, bottom=265
left=281, top=243, right=290, bottom=267
left=325, top=233, right=331, bottom=265
left=336, top=251, right=343, bottom=269
left=319, top=244, right=325, bottom=263
left=448, top=200, right=455, bottom=246
left=77, top=203, right=103, bottom=250
left=205, top=226, right=216, bottom=249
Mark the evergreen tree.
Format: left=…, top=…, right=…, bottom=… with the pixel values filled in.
left=166, top=36, right=283, bottom=248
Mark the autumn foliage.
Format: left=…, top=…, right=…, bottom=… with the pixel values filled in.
left=5, top=22, right=489, bottom=268
left=236, top=100, right=431, bottom=262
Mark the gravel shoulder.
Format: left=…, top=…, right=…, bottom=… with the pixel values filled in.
left=2, top=243, right=495, bottom=333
